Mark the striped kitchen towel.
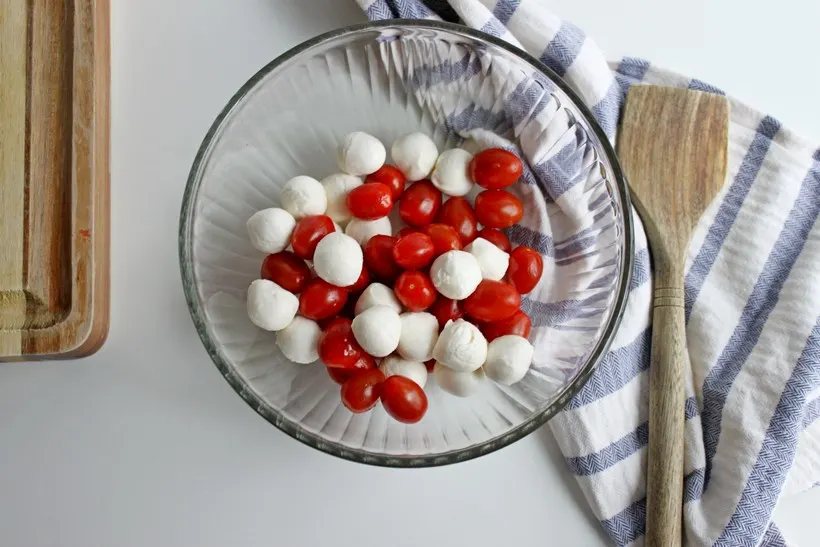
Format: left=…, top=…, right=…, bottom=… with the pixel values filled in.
left=356, top=1, right=820, bottom=545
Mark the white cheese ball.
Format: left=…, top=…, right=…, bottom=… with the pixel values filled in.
left=337, top=131, right=386, bottom=176
left=246, top=279, right=298, bottom=331
left=275, top=316, right=321, bottom=364
left=345, top=216, right=392, bottom=246
left=355, top=282, right=402, bottom=315
left=379, top=355, right=428, bottom=388
left=430, top=250, right=482, bottom=300
left=391, top=132, right=439, bottom=181
left=464, top=237, right=510, bottom=281
left=397, top=312, right=439, bottom=362
left=246, top=208, right=295, bottom=254
left=434, top=363, right=485, bottom=397
left=432, top=319, right=488, bottom=372
left=279, top=175, right=327, bottom=219
left=313, top=232, right=363, bottom=287
left=431, top=148, right=474, bottom=197
left=352, top=305, right=401, bottom=357
left=484, top=335, right=534, bottom=385
left=322, top=173, right=363, bottom=225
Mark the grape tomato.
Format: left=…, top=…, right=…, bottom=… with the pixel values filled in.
left=260, top=251, right=311, bottom=293
left=298, top=278, right=348, bottom=320
left=469, top=148, right=523, bottom=189
left=381, top=376, right=428, bottom=423
left=474, top=190, right=523, bottom=229
left=341, top=368, right=386, bottom=413
left=291, top=215, right=335, bottom=259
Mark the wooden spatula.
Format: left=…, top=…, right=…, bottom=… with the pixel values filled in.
left=617, top=86, right=729, bottom=546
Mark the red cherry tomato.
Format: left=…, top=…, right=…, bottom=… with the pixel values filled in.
left=395, top=227, right=420, bottom=239
left=399, top=180, right=442, bottom=227
left=480, top=310, right=532, bottom=342
left=363, top=234, right=401, bottom=281
left=319, top=317, right=364, bottom=368
left=476, top=228, right=511, bottom=253
left=507, top=246, right=544, bottom=294
left=393, top=232, right=435, bottom=270
left=436, top=197, right=477, bottom=244
left=346, top=182, right=393, bottom=220
left=422, top=223, right=463, bottom=257
left=327, top=353, right=377, bottom=384
left=341, top=368, right=386, bottom=413
left=381, top=376, right=428, bottom=424
left=394, top=270, right=436, bottom=312
left=345, top=266, right=370, bottom=294
left=291, top=215, right=335, bottom=259
left=428, top=296, right=464, bottom=329
left=424, top=359, right=436, bottom=372
left=463, top=280, right=521, bottom=322
left=298, top=278, right=348, bottom=320
left=469, top=148, right=523, bottom=189
left=365, top=165, right=405, bottom=200
left=474, top=190, right=524, bottom=229
left=260, top=251, right=311, bottom=293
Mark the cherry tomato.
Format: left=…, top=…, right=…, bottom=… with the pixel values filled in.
left=507, top=246, right=544, bottom=294
left=345, top=266, right=370, bottom=294
left=341, top=368, right=386, bottom=413
left=346, top=182, right=393, bottom=220
left=436, top=196, right=477, bottom=244
left=327, top=353, right=377, bottom=384
left=399, top=180, right=442, bottom=227
left=480, top=310, right=532, bottom=342
left=469, top=148, right=523, bottom=189
left=381, top=376, right=428, bottom=424
left=422, top=223, right=463, bottom=257
left=298, top=278, right=348, bottom=320
left=474, top=190, right=523, bottom=229
left=476, top=228, right=511, bottom=253
left=428, top=296, right=464, bottom=329
left=363, top=234, right=401, bottom=281
left=394, top=270, right=436, bottom=312
left=319, top=317, right=363, bottom=368
left=424, top=359, right=436, bottom=372
left=393, top=232, right=435, bottom=270
left=365, top=165, right=405, bottom=200
left=291, top=215, right=335, bottom=259
left=463, top=280, right=521, bottom=322
left=395, top=227, right=420, bottom=239
left=260, top=251, right=311, bottom=293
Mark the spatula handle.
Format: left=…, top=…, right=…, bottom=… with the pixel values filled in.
left=646, top=286, right=686, bottom=546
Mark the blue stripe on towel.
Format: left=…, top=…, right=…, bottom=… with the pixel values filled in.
left=600, top=497, right=645, bottom=546
left=492, top=0, right=521, bottom=25
left=540, top=22, right=585, bottom=77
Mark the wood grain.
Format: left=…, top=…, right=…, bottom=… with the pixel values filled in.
left=0, top=0, right=109, bottom=360
left=617, top=86, right=729, bottom=546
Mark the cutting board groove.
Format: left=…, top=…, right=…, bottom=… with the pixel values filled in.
left=0, top=0, right=109, bottom=360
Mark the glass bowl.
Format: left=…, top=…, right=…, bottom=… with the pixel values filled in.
left=179, top=20, right=633, bottom=467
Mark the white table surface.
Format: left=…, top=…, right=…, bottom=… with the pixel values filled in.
left=1, top=1, right=819, bottom=545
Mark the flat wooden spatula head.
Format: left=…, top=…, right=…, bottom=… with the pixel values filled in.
left=617, top=86, right=729, bottom=547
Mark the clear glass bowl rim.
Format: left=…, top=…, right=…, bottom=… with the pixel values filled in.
left=178, top=19, right=635, bottom=468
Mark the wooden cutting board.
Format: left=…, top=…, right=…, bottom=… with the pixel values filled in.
left=0, top=0, right=110, bottom=360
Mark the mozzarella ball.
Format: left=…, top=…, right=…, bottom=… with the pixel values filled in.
left=484, top=335, right=534, bottom=385
left=379, top=355, right=428, bottom=388
left=279, top=175, right=327, bottom=219
left=337, top=131, right=386, bottom=176
left=312, top=232, right=363, bottom=287
left=430, top=250, right=482, bottom=300
left=464, top=237, right=510, bottom=281
left=275, top=316, right=321, bottom=364
left=434, top=363, right=485, bottom=397
left=246, top=208, right=295, bottom=254
left=432, top=319, right=488, bottom=372
left=431, top=148, right=474, bottom=196
left=391, top=132, right=439, bottom=181
left=345, top=216, right=392, bottom=246
left=322, top=173, right=363, bottom=224
left=397, top=312, right=439, bottom=362
left=355, top=282, right=402, bottom=315
left=352, top=305, right=401, bottom=357
left=246, top=279, right=298, bottom=331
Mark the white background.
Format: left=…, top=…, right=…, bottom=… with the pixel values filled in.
left=1, top=1, right=819, bottom=545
